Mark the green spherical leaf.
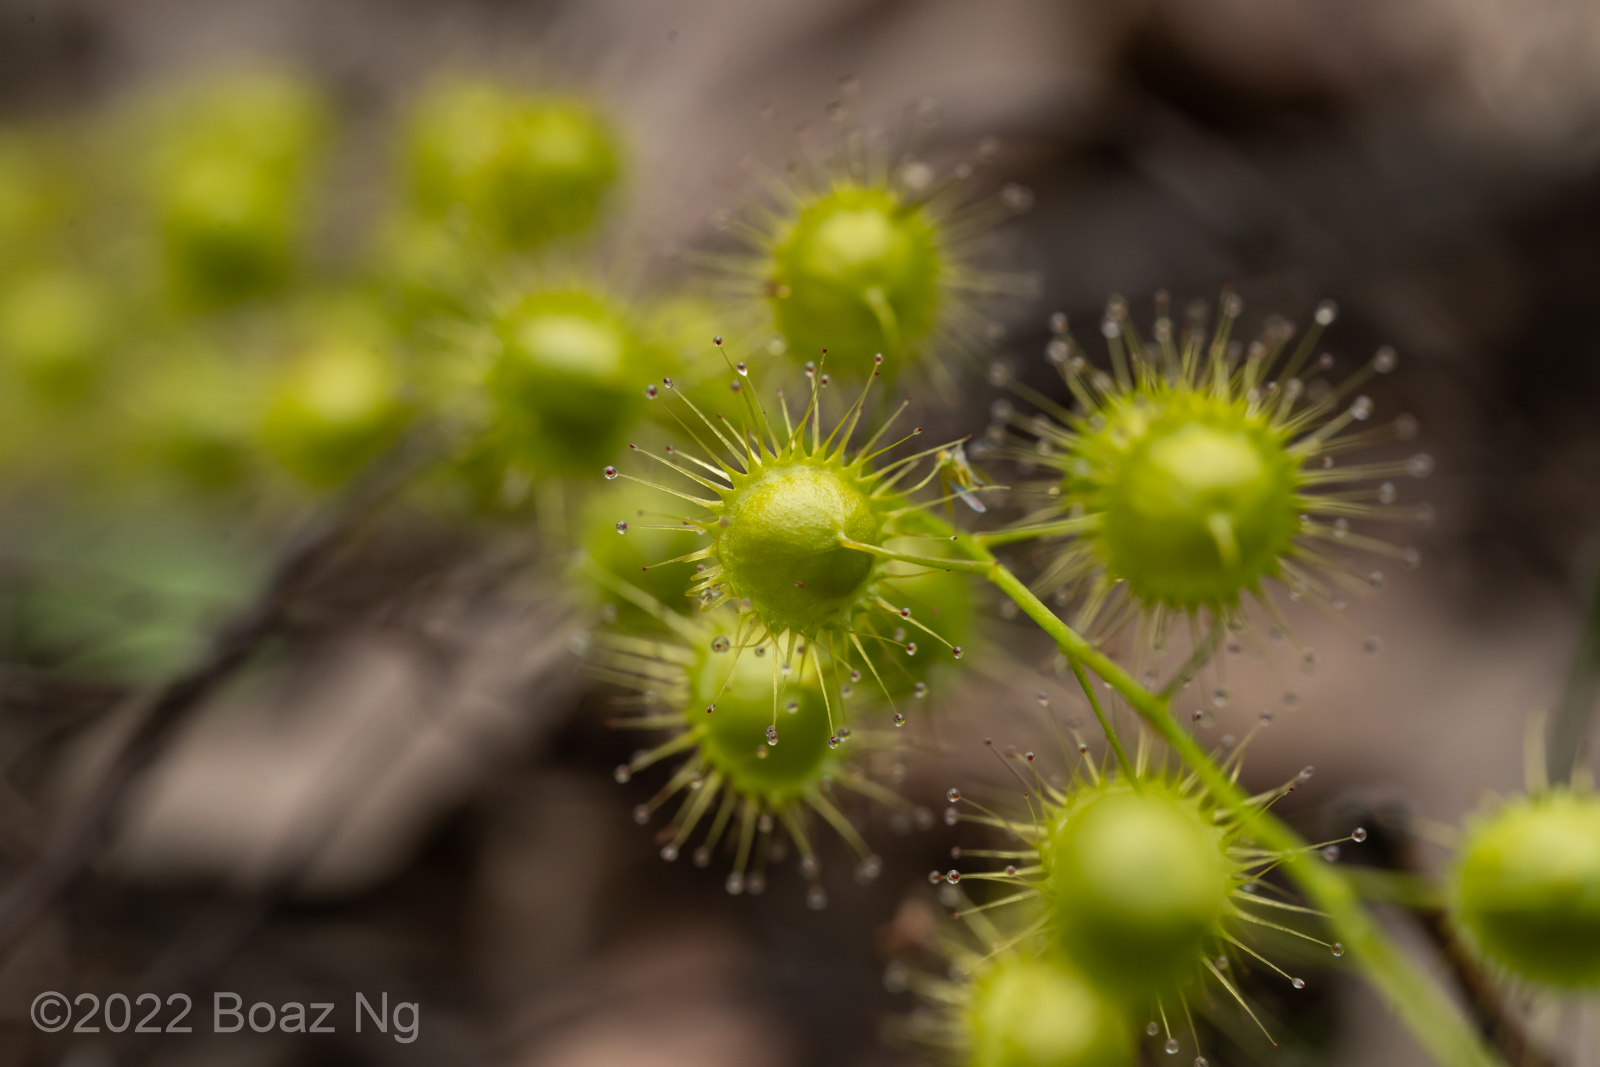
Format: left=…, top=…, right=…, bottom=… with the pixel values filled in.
left=769, top=185, right=941, bottom=364
left=407, top=82, right=620, bottom=249
left=0, top=269, right=111, bottom=401
left=162, top=156, right=297, bottom=300
left=261, top=341, right=408, bottom=488
left=581, top=481, right=699, bottom=626
left=967, top=955, right=1134, bottom=1067
left=488, top=288, right=661, bottom=477
left=691, top=637, right=835, bottom=800
left=715, top=460, right=881, bottom=636
left=151, top=73, right=327, bottom=306
left=1454, top=791, right=1600, bottom=987
left=1044, top=788, right=1230, bottom=992
left=129, top=343, right=264, bottom=492
left=1079, top=391, right=1299, bottom=609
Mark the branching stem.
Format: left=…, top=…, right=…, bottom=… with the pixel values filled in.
left=902, top=510, right=1503, bottom=1067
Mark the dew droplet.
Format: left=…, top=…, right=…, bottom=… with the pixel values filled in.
left=928, top=870, right=944, bottom=884
left=725, top=872, right=744, bottom=895
left=746, top=872, right=766, bottom=896
left=905, top=642, right=917, bottom=656
left=660, top=843, right=679, bottom=862
left=914, top=681, right=928, bottom=699
left=946, top=788, right=963, bottom=804
left=765, top=725, right=778, bottom=745
left=1005, top=864, right=1018, bottom=876
left=1368, top=570, right=1386, bottom=589
left=1212, top=688, right=1229, bottom=708
left=1322, top=845, right=1341, bottom=862
left=1147, top=1023, right=1160, bottom=1037
left=946, top=870, right=961, bottom=884
left=1292, top=977, right=1306, bottom=990
left=1352, top=827, right=1368, bottom=843
left=856, top=856, right=882, bottom=884
left=693, top=846, right=711, bottom=867
left=1165, top=1038, right=1180, bottom=1054
left=1373, top=347, right=1398, bottom=373
left=839, top=727, right=851, bottom=740
left=1407, top=453, right=1435, bottom=478
left=1351, top=395, right=1373, bottom=421
left=614, top=765, right=632, bottom=784
left=754, top=646, right=767, bottom=658
left=840, top=684, right=854, bottom=699
left=1378, top=481, right=1398, bottom=504
left=633, top=804, right=650, bottom=825
left=736, top=361, right=747, bottom=375
left=644, top=384, right=658, bottom=399
left=828, top=736, right=840, bottom=749
left=1300, top=765, right=1315, bottom=780
left=603, top=465, right=618, bottom=480
left=1195, top=1059, right=1210, bottom=1067
left=952, top=646, right=964, bottom=659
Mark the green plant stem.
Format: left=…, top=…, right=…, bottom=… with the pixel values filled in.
left=1067, top=659, right=1138, bottom=786
left=1547, top=555, right=1600, bottom=785
left=901, top=511, right=1502, bottom=1067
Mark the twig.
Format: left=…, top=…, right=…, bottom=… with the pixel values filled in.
left=1386, top=818, right=1561, bottom=1067
left=0, top=428, right=435, bottom=959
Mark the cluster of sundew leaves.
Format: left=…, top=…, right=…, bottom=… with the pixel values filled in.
left=10, top=56, right=1592, bottom=1067
left=977, top=292, right=1434, bottom=679
left=585, top=352, right=995, bottom=894
left=0, top=68, right=633, bottom=503
left=0, top=66, right=650, bottom=687
left=926, top=717, right=1369, bottom=1065
left=698, top=90, right=1038, bottom=392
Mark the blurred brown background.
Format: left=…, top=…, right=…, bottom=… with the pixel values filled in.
left=4, top=0, right=1600, bottom=1064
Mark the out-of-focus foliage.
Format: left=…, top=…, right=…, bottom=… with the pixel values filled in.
left=0, top=66, right=653, bottom=685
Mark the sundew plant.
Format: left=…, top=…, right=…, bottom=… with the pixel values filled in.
left=1, top=56, right=1597, bottom=1067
